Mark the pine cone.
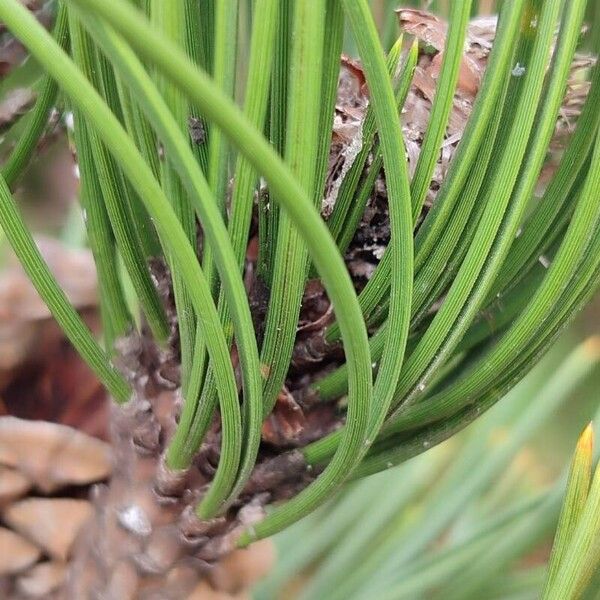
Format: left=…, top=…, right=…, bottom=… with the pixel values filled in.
left=0, top=417, right=274, bottom=599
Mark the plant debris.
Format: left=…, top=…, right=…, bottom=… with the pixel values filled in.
left=0, top=88, right=36, bottom=133
left=0, top=1, right=53, bottom=78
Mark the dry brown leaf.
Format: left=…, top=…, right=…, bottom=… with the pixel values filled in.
left=0, top=2, right=53, bottom=77
left=261, top=387, right=306, bottom=446
left=0, top=88, right=36, bottom=132
left=396, top=8, right=448, bottom=50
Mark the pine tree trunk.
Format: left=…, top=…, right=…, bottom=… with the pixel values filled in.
left=65, top=389, right=273, bottom=600
left=0, top=391, right=273, bottom=599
